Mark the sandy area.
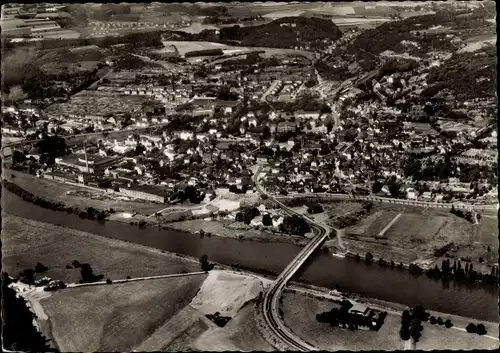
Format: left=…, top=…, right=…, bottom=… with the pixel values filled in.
left=133, top=304, right=213, bottom=351
left=190, top=270, right=263, bottom=317
left=192, top=302, right=274, bottom=352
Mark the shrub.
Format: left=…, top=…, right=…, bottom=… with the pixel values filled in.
left=65, top=265, right=72, bottom=269
left=34, top=262, right=48, bottom=273
left=466, top=323, right=477, bottom=333
left=72, top=260, right=81, bottom=268
left=106, top=278, right=112, bottom=284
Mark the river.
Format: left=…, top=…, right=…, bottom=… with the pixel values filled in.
left=2, top=189, right=498, bottom=322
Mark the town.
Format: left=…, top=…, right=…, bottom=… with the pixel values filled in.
left=1, top=2, right=498, bottom=353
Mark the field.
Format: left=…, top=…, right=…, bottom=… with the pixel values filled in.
left=5, top=170, right=167, bottom=215
left=32, top=270, right=272, bottom=351
left=39, top=275, right=207, bottom=352
left=418, top=321, right=499, bottom=350
left=166, top=219, right=308, bottom=246
left=281, top=291, right=499, bottom=351
left=337, top=203, right=498, bottom=268
left=2, top=214, right=199, bottom=284
left=280, top=291, right=403, bottom=350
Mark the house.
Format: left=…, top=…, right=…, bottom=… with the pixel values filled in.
left=348, top=303, right=370, bottom=317
left=272, top=215, right=284, bottom=228
left=406, top=188, right=417, bottom=200
left=277, top=122, right=297, bottom=134
left=256, top=156, right=268, bottom=165
left=421, top=191, right=432, bottom=200
left=119, top=184, right=167, bottom=203
left=295, top=110, right=321, bottom=120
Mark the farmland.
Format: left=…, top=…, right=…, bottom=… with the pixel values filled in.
left=39, top=275, right=207, bottom=352
left=2, top=214, right=199, bottom=284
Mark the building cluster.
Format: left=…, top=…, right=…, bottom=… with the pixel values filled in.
left=1, top=5, right=80, bottom=40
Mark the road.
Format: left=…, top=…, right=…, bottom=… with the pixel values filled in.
left=66, top=271, right=207, bottom=288
left=255, top=166, right=328, bottom=351
left=261, top=80, right=281, bottom=102
left=273, top=192, right=497, bottom=211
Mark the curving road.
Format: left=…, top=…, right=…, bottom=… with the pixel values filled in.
left=255, top=167, right=328, bottom=351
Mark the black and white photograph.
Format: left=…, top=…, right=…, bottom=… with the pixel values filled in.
left=1, top=1, right=498, bottom=351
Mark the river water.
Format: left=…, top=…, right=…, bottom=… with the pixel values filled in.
left=2, top=189, right=498, bottom=322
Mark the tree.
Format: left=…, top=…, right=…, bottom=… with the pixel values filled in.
left=412, top=304, right=428, bottom=321
left=34, top=262, right=48, bottom=273
left=279, top=215, right=310, bottom=236
left=399, top=325, right=411, bottom=341
left=365, top=252, right=374, bottom=263
left=80, top=263, right=95, bottom=283
left=409, top=318, right=423, bottom=342
left=18, top=269, right=35, bottom=284
left=72, top=260, right=81, bottom=268
left=444, top=319, right=453, bottom=328
left=106, top=278, right=112, bottom=284
left=476, top=324, right=487, bottom=335
left=8, top=85, right=28, bottom=103
left=262, top=213, right=273, bottom=226
left=388, top=179, right=401, bottom=198
left=437, top=317, right=444, bottom=325
left=402, top=310, right=411, bottom=325
left=199, top=254, right=210, bottom=272
left=372, top=181, right=383, bottom=193
left=1, top=273, right=56, bottom=351
left=429, top=316, right=437, bottom=325
left=466, top=323, right=477, bottom=333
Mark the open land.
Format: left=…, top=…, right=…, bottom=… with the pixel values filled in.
left=166, top=219, right=308, bottom=246
left=328, top=202, right=498, bottom=270
left=38, top=275, right=207, bottom=352
left=280, top=290, right=403, bottom=350
left=29, top=270, right=271, bottom=352
left=280, top=290, right=499, bottom=351
left=2, top=213, right=199, bottom=284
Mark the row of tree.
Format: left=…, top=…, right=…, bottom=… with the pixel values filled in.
left=425, top=259, right=498, bottom=286
left=3, top=180, right=111, bottom=222
left=399, top=305, right=427, bottom=342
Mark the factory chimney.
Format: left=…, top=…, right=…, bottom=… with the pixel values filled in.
left=83, top=141, right=90, bottom=174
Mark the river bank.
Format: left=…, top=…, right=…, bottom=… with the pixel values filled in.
left=3, top=186, right=498, bottom=322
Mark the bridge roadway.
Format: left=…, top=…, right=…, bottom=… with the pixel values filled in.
left=255, top=167, right=327, bottom=351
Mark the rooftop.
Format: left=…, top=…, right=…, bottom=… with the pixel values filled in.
left=122, top=184, right=168, bottom=197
